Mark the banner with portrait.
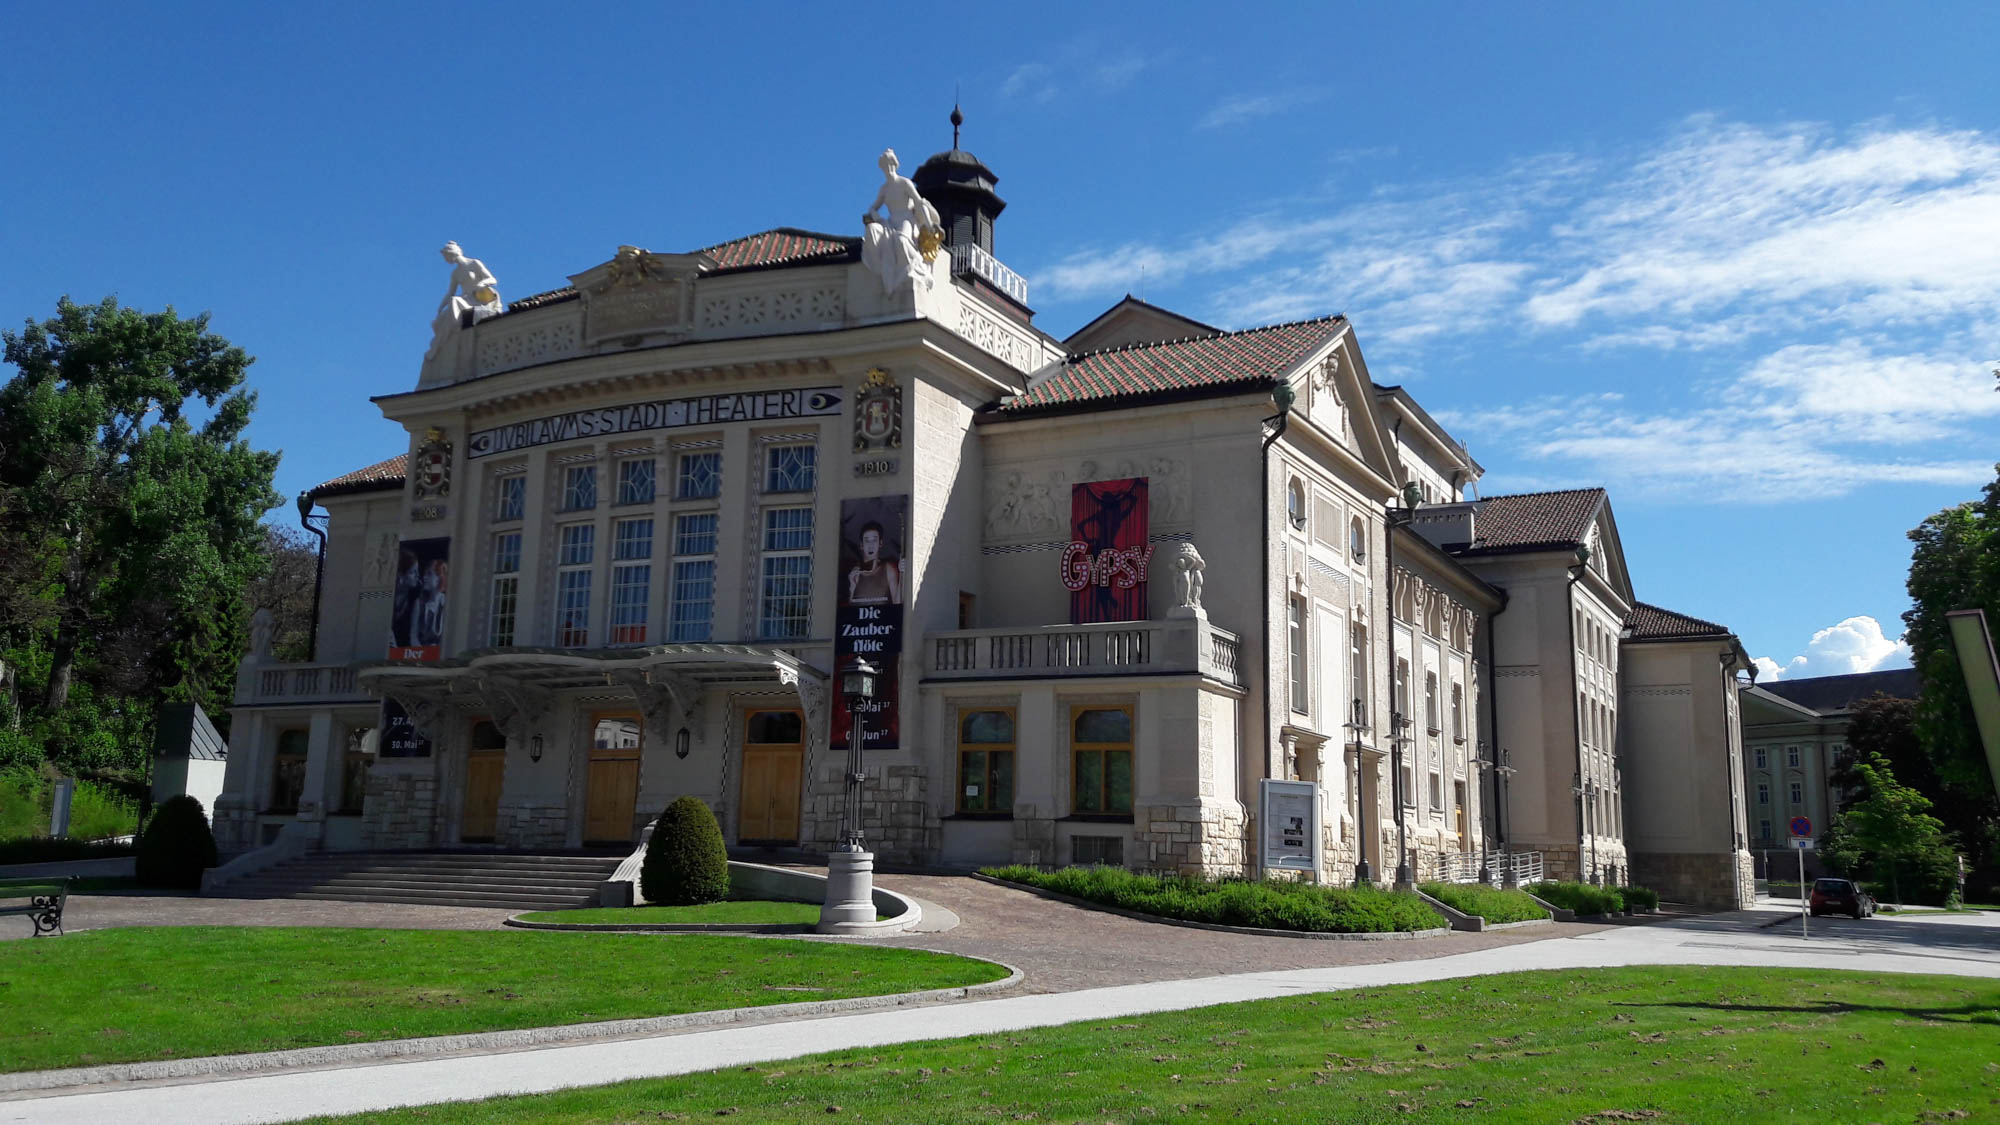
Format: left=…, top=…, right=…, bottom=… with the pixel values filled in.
left=1064, top=477, right=1151, bottom=624
left=388, top=536, right=450, bottom=661
left=832, top=494, right=906, bottom=751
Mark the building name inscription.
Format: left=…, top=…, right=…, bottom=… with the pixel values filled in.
left=467, top=387, right=843, bottom=459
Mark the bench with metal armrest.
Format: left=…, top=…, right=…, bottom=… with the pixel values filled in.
left=0, top=877, right=69, bottom=936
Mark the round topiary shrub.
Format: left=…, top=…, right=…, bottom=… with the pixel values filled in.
left=134, top=794, right=219, bottom=890
left=640, top=795, right=729, bottom=905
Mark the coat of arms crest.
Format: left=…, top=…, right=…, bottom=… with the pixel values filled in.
left=853, top=368, right=902, bottom=454
left=412, top=427, right=453, bottom=501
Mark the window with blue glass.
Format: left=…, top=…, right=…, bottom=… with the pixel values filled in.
left=676, top=451, right=721, bottom=500
left=763, top=444, right=816, bottom=493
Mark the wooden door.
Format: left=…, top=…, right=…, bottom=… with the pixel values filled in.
left=738, top=709, right=804, bottom=844
left=461, top=753, right=506, bottom=842
left=584, top=713, right=643, bottom=845
left=1454, top=780, right=1467, bottom=852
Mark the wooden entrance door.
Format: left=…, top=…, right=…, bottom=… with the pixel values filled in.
left=584, top=713, right=642, bottom=846
left=1454, top=780, right=1468, bottom=852
left=461, top=753, right=506, bottom=842
left=738, top=708, right=804, bottom=844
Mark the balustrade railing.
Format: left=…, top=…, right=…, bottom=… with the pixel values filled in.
left=238, top=662, right=369, bottom=705
left=927, top=618, right=1242, bottom=686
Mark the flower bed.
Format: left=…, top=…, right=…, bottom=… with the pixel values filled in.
left=982, top=865, right=1443, bottom=933
left=1526, top=880, right=1625, bottom=915
left=1418, top=881, right=1549, bottom=924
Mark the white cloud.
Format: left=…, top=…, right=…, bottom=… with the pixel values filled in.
left=1753, top=616, right=1913, bottom=681
left=1196, top=89, right=1324, bottom=131
left=1000, top=45, right=1165, bottom=105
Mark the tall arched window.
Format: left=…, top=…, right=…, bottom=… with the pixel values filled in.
left=1286, top=478, right=1306, bottom=531
left=1451, top=682, right=1465, bottom=743
left=1424, top=670, right=1440, bottom=732
left=1349, top=517, right=1366, bottom=562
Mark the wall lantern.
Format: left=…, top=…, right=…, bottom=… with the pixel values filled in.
left=841, top=658, right=880, bottom=705
left=675, top=728, right=691, bottom=759
left=529, top=733, right=544, bottom=763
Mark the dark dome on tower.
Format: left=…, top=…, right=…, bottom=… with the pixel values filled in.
left=913, top=104, right=1006, bottom=257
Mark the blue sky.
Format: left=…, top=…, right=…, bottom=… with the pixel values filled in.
left=5, top=3, right=1996, bottom=678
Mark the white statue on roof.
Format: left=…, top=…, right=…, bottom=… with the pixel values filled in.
left=427, top=241, right=504, bottom=359
left=861, top=149, right=943, bottom=295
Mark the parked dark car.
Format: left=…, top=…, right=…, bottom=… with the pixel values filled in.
left=1809, top=877, right=1875, bottom=919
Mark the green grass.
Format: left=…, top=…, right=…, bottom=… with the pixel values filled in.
left=0, top=926, right=1007, bottom=1073
left=982, top=865, right=1443, bottom=933
left=302, top=967, right=2000, bottom=1124
left=1418, top=882, right=1547, bottom=924
left=0, top=769, right=139, bottom=844
left=517, top=900, right=824, bottom=925
left=1525, top=880, right=1625, bottom=915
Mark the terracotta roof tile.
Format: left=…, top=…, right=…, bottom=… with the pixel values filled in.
left=1625, top=601, right=1733, bottom=640
left=701, top=228, right=858, bottom=270
left=310, top=453, right=406, bottom=499
left=1451, top=488, right=1605, bottom=555
left=1005, top=315, right=1345, bottom=412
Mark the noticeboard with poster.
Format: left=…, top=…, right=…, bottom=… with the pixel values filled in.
left=378, top=697, right=432, bottom=758
left=1259, top=778, right=1320, bottom=874
left=832, top=494, right=906, bottom=751
left=388, top=537, right=450, bottom=660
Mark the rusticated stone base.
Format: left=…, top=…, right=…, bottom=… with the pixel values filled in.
left=211, top=794, right=257, bottom=853
left=800, top=763, right=937, bottom=864
left=1632, top=850, right=1756, bottom=909
left=498, top=801, right=567, bottom=850
left=1137, top=800, right=1248, bottom=877
left=1011, top=811, right=1058, bottom=867
left=362, top=772, right=438, bottom=850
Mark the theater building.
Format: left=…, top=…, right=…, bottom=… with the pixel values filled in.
left=213, top=126, right=1749, bottom=902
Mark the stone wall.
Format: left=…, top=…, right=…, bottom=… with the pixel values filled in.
left=362, top=772, right=438, bottom=850
left=211, top=794, right=257, bottom=854
left=1632, top=850, right=1755, bottom=910
left=497, top=801, right=568, bottom=850
left=1136, top=800, right=1248, bottom=876
left=1011, top=810, right=1057, bottom=867
left=800, top=763, right=938, bottom=864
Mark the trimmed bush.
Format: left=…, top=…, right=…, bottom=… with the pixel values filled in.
left=134, top=795, right=218, bottom=889
left=640, top=796, right=730, bottom=906
left=1619, top=885, right=1659, bottom=912
left=1419, top=881, right=1549, bottom=924
left=1526, top=880, right=1625, bottom=916
left=982, top=865, right=1444, bottom=933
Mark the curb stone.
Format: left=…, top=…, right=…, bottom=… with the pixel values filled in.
left=971, top=873, right=1451, bottom=941
left=0, top=958, right=1022, bottom=1095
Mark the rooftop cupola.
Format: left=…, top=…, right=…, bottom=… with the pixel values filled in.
left=913, top=104, right=1006, bottom=257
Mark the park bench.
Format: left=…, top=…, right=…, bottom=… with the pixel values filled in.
left=0, top=877, right=69, bottom=936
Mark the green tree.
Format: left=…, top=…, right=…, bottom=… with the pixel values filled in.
left=1830, top=695, right=1931, bottom=801
left=1903, top=465, right=2000, bottom=876
left=1833, top=752, right=1959, bottom=906
left=244, top=523, right=320, bottom=665
left=0, top=296, right=280, bottom=770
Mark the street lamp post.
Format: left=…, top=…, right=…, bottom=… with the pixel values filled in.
left=1391, top=710, right=1413, bottom=888
left=1496, top=748, right=1518, bottom=887
left=1570, top=771, right=1588, bottom=885
left=819, top=659, right=880, bottom=933
left=1473, top=744, right=1492, bottom=885
left=1344, top=697, right=1372, bottom=886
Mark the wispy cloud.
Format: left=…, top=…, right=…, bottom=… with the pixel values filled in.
left=1754, top=616, right=1911, bottom=681
left=1196, top=89, right=1323, bottom=131
left=1000, top=43, right=1167, bottom=105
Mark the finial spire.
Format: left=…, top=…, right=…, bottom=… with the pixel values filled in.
left=951, top=98, right=963, bottom=150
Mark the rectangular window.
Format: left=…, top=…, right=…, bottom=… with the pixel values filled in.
left=609, top=519, right=652, bottom=645
left=270, top=729, right=308, bottom=812
left=616, top=458, right=656, bottom=505
left=556, top=523, right=595, bottom=647
left=1072, top=706, right=1134, bottom=815
left=1759, top=818, right=1772, bottom=840
left=764, top=444, right=817, bottom=493
left=1349, top=623, right=1367, bottom=728
left=1757, top=782, right=1770, bottom=806
left=613, top=517, right=653, bottom=561
left=1451, top=682, right=1465, bottom=743
left=489, top=531, right=522, bottom=646
left=676, top=451, right=721, bottom=499
left=758, top=507, right=814, bottom=639
left=495, top=475, right=526, bottom=522
left=670, top=513, right=717, bottom=642
left=1424, top=671, right=1440, bottom=733
left=561, top=464, right=597, bottom=511
left=1429, top=771, right=1442, bottom=814
left=1786, top=746, right=1801, bottom=768
left=1789, top=780, right=1803, bottom=805
left=1755, top=747, right=1767, bottom=769
left=957, top=709, right=1016, bottom=813
left=1288, top=598, right=1308, bottom=715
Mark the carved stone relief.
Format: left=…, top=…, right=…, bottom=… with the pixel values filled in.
left=983, top=455, right=1193, bottom=540
left=699, top=286, right=844, bottom=334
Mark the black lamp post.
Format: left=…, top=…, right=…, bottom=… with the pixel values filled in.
left=1344, top=697, right=1372, bottom=885
left=1570, top=771, right=1587, bottom=884
left=838, top=658, right=880, bottom=854
left=296, top=491, right=328, bottom=662
left=1474, top=743, right=1493, bottom=885
left=1391, top=710, right=1413, bottom=887
left=1496, top=748, right=1518, bottom=886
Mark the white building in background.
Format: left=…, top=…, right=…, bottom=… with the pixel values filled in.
left=213, top=118, right=1752, bottom=904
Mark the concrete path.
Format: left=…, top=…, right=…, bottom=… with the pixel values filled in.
left=8, top=905, right=1994, bottom=1125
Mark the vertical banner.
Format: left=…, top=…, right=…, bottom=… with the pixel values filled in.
left=389, top=537, right=450, bottom=660
left=1063, top=477, right=1151, bottom=624
left=833, top=495, right=907, bottom=750
left=379, top=697, right=433, bottom=758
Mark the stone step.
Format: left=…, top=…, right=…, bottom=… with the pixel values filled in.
left=265, top=863, right=616, bottom=881
left=277, top=888, right=592, bottom=909
left=232, top=874, right=606, bottom=895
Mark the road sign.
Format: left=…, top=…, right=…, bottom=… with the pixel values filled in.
left=1789, top=816, right=1813, bottom=837
left=1790, top=837, right=1815, bottom=850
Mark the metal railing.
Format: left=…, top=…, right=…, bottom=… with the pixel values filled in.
left=1433, top=850, right=1544, bottom=886
left=949, top=243, right=1030, bottom=305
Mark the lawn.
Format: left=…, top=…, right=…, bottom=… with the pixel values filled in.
left=1417, top=882, right=1547, bottom=924
left=983, top=865, right=1443, bottom=933
left=516, top=901, right=824, bottom=925
left=0, top=926, right=1007, bottom=1073
left=303, top=967, right=2000, bottom=1124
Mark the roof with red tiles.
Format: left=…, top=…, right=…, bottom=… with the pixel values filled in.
left=1625, top=601, right=1734, bottom=640
left=310, top=453, right=407, bottom=499
left=494, top=229, right=860, bottom=317
left=1449, top=488, right=1606, bottom=555
left=1003, top=314, right=1345, bottom=413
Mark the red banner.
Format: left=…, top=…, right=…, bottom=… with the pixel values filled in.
left=1065, top=477, right=1151, bottom=624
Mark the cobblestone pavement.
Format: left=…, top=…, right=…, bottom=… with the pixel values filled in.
left=11, top=892, right=517, bottom=937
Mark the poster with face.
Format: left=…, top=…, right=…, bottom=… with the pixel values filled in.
left=832, top=494, right=906, bottom=750
left=1063, top=477, right=1151, bottom=624
left=379, top=697, right=432, bottom=758
left=388, top=536, right=450, bottom=661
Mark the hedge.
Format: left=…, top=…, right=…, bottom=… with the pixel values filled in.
left=640, top=796, right=730, bottom=906
left=1619, top=885, right=1660, bottom=911
left=982, top=865, right=1444, bottom=933
left=1526, top=880, right=1625, bottom=916
left=134, top=795, right=217, bottom=890
left=1418, top=881, right=1549, bottom=924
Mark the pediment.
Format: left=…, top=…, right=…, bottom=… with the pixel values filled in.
left=567, top=246, right=713, bottom=347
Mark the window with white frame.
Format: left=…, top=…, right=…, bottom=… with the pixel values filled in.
left=616, top=458, right=656, bottom=505
left=609, top=517, right=652, bottom=645
left=1789, top=779, right=1803, bottom=805
left=764, top=444, right=816, bottom=493
left=1349, top=622, right=1367, bottom=726
left=1288, top=597, right=1308, bottom=714
left=1759, top=818, right=1772, bottom=840
left=1428, top=771, right=1442, bottom=815
left=489, top=531, right=522, bottom=646
left=1787, top=746, right=1801, bottom=768
left=1286, top=478, right=1306, bottom=531
left=669, top=513, right=717, bottom=642
left=495, top=475, right=526, bottom=522
left=555, top=523, right=594, bottom=647
left=1450, top=681, right=1465, bottom=742
left=1755, top=746, right=1767, bottom=769
left=561, top=464, right=597, bottom=511
left=1424, top=670, right=1440, bottom=732
left=1757, top=781, right=1770, bottom=805
left=758, top=507, right=813, bottom=639
left=676, top=451, right=721, bottom=500
left=1349, top=516, right=1366, bottom=562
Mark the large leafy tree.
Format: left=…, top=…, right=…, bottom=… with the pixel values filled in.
left=1903, top=465, right=2000, bottom=875
left=243, top=523, right=320, bottom=664
left=1827, top=751, right=1960, bottom=906
left=0, top=296, right=280, bottom=769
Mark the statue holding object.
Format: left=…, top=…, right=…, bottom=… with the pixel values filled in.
left=427, top=241, right=503, bottom=359
left=861, top=149, right=944, bottom=296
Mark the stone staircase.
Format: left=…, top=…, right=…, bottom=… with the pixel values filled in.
left=210, top=851, right=623, bottom=910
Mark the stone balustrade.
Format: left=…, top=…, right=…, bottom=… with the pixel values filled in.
left=926, top=617, right=1243, bottom=687
left=235, top=662, right=371, bottom=706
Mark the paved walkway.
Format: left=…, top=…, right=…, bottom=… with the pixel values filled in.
left=8, top=902, right=1995, bottom=1124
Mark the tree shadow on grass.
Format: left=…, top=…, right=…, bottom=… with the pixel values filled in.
left=1616, top=997, right=2000, bottom=1025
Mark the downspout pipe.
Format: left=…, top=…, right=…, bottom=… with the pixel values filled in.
left=296, top=491, right=328, bottom=663
left=1259, top=380, right=1295, bottom=874
left=1565, top=549, right=1590, bottom=885
left=1479, top=584, right=1511, bottom=885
